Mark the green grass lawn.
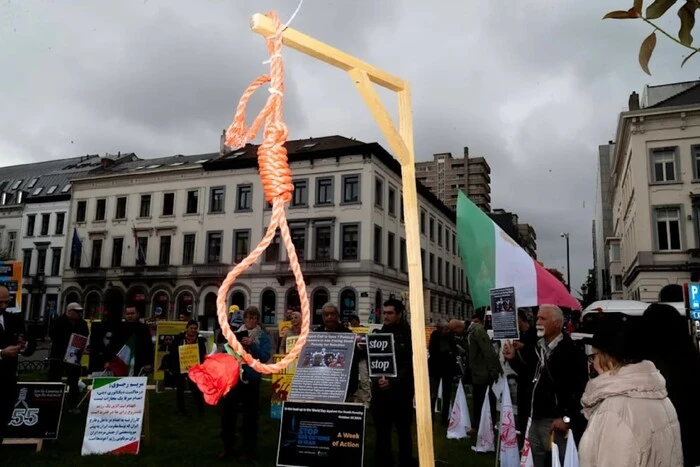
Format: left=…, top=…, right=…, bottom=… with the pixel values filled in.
left=3, top=373, right=497, bottom=466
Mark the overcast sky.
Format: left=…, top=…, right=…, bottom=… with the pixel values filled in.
left=1, top=0, right=699, bottom=296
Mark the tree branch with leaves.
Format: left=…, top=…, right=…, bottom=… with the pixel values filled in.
left=604, top=0, right=700, bottom=74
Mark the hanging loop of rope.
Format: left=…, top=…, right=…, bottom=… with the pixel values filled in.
left=216, top=11, right=310, bottom=374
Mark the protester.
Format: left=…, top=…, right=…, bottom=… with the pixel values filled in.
left=371, top=298, right=416, bottom=467
left=428, top=319, right=460, bottom=427
left=314, top=303, right=359, bottom=401
left=0, top=286, right=34, bottom=450
left=640, top=303, right=700, bottom=467
left=579, top=323, right=683, bottom=466
left=348, top=314, right=371, bottom=407
left=503, top=304, right=588, bottom=467
left=88, top=301, right=123, bottom=373
left=279, top=311, right=301, bottom=354
left=219, top=306, right=271, bottom=463
left=509, top=308, right=538, bottom=440
left=169, top=320, right=207, bottom=415
left=118, top=306, right=154, bottom=375
left=48, top=302, right=89, bottom=413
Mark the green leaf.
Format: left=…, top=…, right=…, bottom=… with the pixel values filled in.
left=678, top=1, right=698, bottom=46
left=646, top=0, right=677, bottom=19
left=603, top=9, right=637, bottom=18
left=682, top=48, right=699, bottom=67
left=639, top=31, right=657, bottom=75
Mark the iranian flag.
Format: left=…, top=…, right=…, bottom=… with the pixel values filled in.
left=106, top=335, right=136, bottom=376
left=456, top=191, right=581, bottom=310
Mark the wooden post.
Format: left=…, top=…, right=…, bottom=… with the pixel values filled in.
left=250, top=13, right=435, bottom=466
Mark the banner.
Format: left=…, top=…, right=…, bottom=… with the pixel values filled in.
left=277, top=401, right=366, bottom=467
left=64, top=333, right=88, bottom=366
left=0, top=260, right=22, bottom=312
left=278, top=320, right=292, bottom=337
left=271, top=354, right=297, bottom=419
left=81, top=377, right=147, bottom=456
left=366, top=333, right=397, bottom=378
left=5, top=382, right=66, bottom=440
left=154, top=321, right=187, bottom=381
left=178, top=344, right=199, bottom=374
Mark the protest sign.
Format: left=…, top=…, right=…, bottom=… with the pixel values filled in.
left=277, top=401, right=366, bottom=467
left=64, top=333, right=88, bottom=366
left=178, top=344, right=199, bottom=374
left=489, top=286, right=519, bottom=340
left=271, top=354, right=298, bottom=419
left=366, top=333, right=397, bottom=378
left=154, top=321, right=186, bottom=381
left=4, top=382, right=66, bottom=440
left=81, top=377, right=147, bottom=456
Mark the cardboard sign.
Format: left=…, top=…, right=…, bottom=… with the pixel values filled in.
left=64, top=333, right=88, bottom=366
left=366, top=333, right=397, bottom=378
left=277, top=401, right=366, bottom=467
left=5, top=382, right=66, bottom=440
left=489, top=286, right=519, bottom=341
left=178, top=344, right=200, bottom=374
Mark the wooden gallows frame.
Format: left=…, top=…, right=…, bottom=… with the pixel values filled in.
left=249, top=13, right=435, bottom=466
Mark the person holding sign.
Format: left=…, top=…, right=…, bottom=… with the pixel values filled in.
left=168, top=320, right=206, bottom=415
left=370, top=298, right=416, bottom=467
left=280, top=311, right=301, bottom=354
left=48, top=302, right=89, bottom=413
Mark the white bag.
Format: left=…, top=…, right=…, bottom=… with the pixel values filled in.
left=563, top=429, right=579, bottom=467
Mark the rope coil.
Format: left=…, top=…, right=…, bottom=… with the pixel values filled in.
left=217, top=11, right=310, bottom=374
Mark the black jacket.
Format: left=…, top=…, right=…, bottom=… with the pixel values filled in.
left=88, top=318, right=125, bottom=372
left=428, top=329, right=459, bottom=378
left=0, top=311, right=34, bottom=384
left=371, top=320, right=414, bottom=402
left=168, top=332, right=207, bottom=375
left=49, top=314, right=89, bottom=360
left=314, top=324, right=360, bottom=399
left=121, top=321, right=155, bottom=375
left=509, top=333, right=588, bottom=440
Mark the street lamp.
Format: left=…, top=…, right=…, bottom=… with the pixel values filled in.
left=561, top=232, right=571, bottom=292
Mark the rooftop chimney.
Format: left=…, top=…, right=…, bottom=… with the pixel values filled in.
left=629, top=91, right=640, bottom=111
left=463, top=146, right=469, bottom=158
left=100, top=157, right=115, bottom=169
left=220, top=129, right=227, bottom=155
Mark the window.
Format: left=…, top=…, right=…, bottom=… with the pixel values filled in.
left=27, top=178, right=38, bottom=189
left=438, top=258, right=443, bottom=285
left=32, top=187, right=42, bottom=196
left=614, top=275, right=623, bottom=291
left=429, top=253, right=435, bottom=282
left=446, top=261, right=450, bottom=286
left=207, top=232, right=223, bottom=264
left=47, top=185, right=57, bottom=194
left=341, top=224, right=359, bottom=261
left=420, top=210, right=426, bottom=234
left=51, top=248, right=61, bottom=276
left=55, top=212, right=65, bottom=235
left=26, top=215, right=35, bottom=236
left=694, top=146, right=700, bottom=179
left=388, top=187, right=396, bottom=216
left=429, top=217, right=435, bottom=241
left=186, top=190, right=198, bottom=214
left=36, top=248, right=47, bottom=275
left=234, top=231, right=250, bottom=262
left=61, top=183, right=72, bottom=193
left=136, top=237, right=148, bottom=265
left=315, top=225, right=332, bottom=260
left=375, top=177, right=384, bottom=208
left=265, top=232, right=280, bottom=263
left=316, top=178, right=333, bottom=205
left=22, top=250, right=32, bottom=276
left=655, top=207, right=682, bottom=251
left=115, top=197, right=127, bottom=219
left=374, top=225, right=382, bottom=264
left=651, top=148, right=677, bottom=183
left=76, top=200, right=87, bottom=222
left=400, top=195, right=404, bottom=222
left=342, top=175, right=360, bottom=203
left=162, top=193, right=175, bottom=216
left=291, top=227, right=306, bottom=260
left=40, top=213, right=50, bottom=236
left=95, top=199, right=106, bottom=221
left=452, top=265, right=457, bottom=289
left=387, top=232, right=396, bottom=268
left=159, top=236, right=171, bottom=265
left=183, top=234, right=196, bottom=265
left=139, top=195, right=151, bottom=217
left=609, top=243, right=621, bottom=262
left=91, top=239, right=102, bottom=268
left=292, top=180, right=308, bottom=207
left=400, top=238, right=407, bottom=272
left=7, top=232, right=16, bottom=259
left=112, top=238, right=123, bottom=267
left=438, top=223, right=443, bottom=246
left=452, top=233, right=456, bottom=254
left=445, top=230, right=450, bottom=253
left=236, top=185, right=252, bottom=211
left=210, top=187, right=225, bottom=213
left=421, top=248, right=426, bottom=279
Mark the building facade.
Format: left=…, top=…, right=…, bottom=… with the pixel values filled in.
left=610, top=83, right=700, bottom=302
left=415, top=147, right=491, bottom=212
left=593, top=142, right=616, bottom=299
left=60, top=136, right=470, bottom=327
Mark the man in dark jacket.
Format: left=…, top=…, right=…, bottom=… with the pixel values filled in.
left=0, top=286, right=35, bottom=448
left=371, top=299, right=415, bottom=467
left=48, top=302, right=89, bottom=412
left=314, top=303, right=360, bottom=400
left=428, top=320, right=459, bottom=426
left=120, top=306, right=154, bottom=375
left=168, top=319, right=207, bottom=414
left=510, top=308, right=539, bottom=442
left=504, top=304, right=588, bottom=467
left=88, top=305, right=123, bottom=373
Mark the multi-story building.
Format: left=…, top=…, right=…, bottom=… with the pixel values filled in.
left=415, top=147, right=491, bottom=212
left=487, top=209, right=538, bottom=260
left=593, top=142, right=616, bottom=299
left=60, top=136, right=470, bottom=327
left=517, top=223, right=537, bottom=260
left=610, top=81, right=700, bottom=302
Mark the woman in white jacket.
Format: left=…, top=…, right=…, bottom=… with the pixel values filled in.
left=578, top=324, right=683, bottom=467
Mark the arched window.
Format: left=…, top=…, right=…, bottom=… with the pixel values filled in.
left=229, top=290, right=247, bottom=310
left=151, top=291, right=170, bottom=319
left=202, top=292, right=218, bottom=331
left=312, top=288, right=329, bottom=326
left=126, top=287, right=148, bottom=318
left=84, top=291, right=101, bottom=320
left=286, top=288, right=300, bottom=312
left=339, top=289, right=357, bottom=320
left=103, top=289, right=125, bottom=320
left=176, top=292, right=194, bottom=318
left=260, top=289, right=276, bottom=325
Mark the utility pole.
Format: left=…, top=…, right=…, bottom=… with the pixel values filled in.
left=561, top=232, right=571, bottom=292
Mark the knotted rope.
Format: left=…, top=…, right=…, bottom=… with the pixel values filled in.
left=216, top=11, right=309, bottom=374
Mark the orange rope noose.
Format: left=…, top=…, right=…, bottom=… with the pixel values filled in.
left=216, top=11, right=310, bottom=375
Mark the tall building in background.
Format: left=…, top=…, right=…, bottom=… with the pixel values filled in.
left=517, top=223, right=537, bottom=259
left=593, top=142, right=615, bottom=299
left=415, top=147, right=491, bottom=212
left=488, top=209, right=537, bottom=259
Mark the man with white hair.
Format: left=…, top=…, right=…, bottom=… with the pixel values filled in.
left=503, top=304, right=588, bottom=467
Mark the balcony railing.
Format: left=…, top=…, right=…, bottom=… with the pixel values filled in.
left=189, top=264, right=232, bottom=278
left=275, top=259, right=339, bottom=275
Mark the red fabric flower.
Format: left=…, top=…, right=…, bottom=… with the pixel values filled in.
left=188, top=353, right=240, bottom=405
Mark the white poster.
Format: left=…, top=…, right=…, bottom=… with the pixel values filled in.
left=81, top=377, right=147, bottom=456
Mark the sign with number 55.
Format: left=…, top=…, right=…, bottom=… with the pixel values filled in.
left=4, top=382, right=66, bottom=440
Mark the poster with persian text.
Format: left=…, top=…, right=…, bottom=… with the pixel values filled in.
left=81, top=377, right=147, bottom=456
